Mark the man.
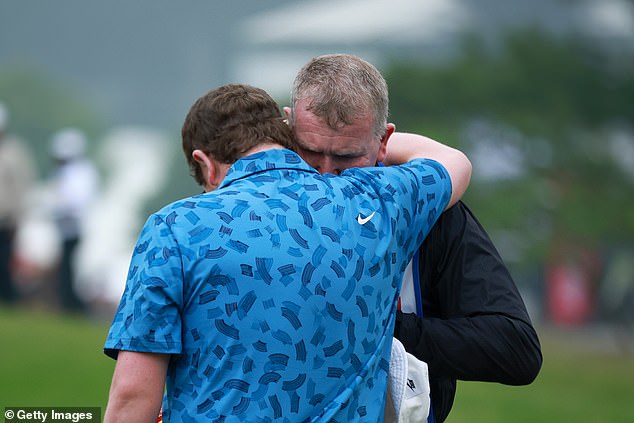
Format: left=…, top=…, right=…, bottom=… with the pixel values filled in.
left=285, top=54, right=543, bottom=422
left=49, top=128, right=99, bottom=312
left=104, top=84, right=471, bottom=422
left=0, top=102, right=36, bottom=303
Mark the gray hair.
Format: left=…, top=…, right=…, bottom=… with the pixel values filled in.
left=290, top=54, right=389, bottom=139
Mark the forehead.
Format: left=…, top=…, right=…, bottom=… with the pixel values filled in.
left=292, top=100, right=375, bottom=155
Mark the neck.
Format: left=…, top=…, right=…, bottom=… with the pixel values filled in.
left=242, top=142, right=286, bottom=158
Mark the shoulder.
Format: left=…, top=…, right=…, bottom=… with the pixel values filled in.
left=139, top=198, right=198, bottom=234
left=436, top=200, right=469, bottom=223
left=422, top=201, right=484, bottom=252
left=344, top=159, right=450, bottom=189
left=422, top=201, right=508, bottom=274
left=153, top=194, right=214, bottom=218
left=432, top=201, right=485, bottom=233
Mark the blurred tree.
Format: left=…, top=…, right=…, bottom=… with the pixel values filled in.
left=385, top=29, right=634, bottom=270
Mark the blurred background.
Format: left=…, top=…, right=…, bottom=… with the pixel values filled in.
left=1, top=0, right=633, bottom=421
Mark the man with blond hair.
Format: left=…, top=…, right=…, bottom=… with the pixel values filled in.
left=285, top=54, right=542, bottom=422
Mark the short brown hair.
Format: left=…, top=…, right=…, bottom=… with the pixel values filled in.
left=290, top=54, right=389, bottom=139
left=182, top=84, right=296, bottom=186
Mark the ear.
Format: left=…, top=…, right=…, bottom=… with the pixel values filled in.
left=192, top=149, right=217, bottom=192
left=283, top=107, right=292, bottom=122
left=376, top=123, right=395, bottom=164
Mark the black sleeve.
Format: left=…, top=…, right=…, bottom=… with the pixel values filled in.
left=394, top=202, right=542, bottom=420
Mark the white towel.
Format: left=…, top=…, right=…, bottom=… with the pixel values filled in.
left=384, top=337, right=430, bottom=423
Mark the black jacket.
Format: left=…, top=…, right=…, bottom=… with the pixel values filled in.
left=394, top=201, right=542, bottom=422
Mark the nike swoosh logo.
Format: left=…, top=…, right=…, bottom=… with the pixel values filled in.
left=356, top=212, right=376, bottom=225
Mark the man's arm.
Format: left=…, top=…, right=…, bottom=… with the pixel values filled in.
left=104, top=351, right=170, bottom=423
left=382, top=132, right=471, bottom=209
left=395, top=202, right=543, bottom=384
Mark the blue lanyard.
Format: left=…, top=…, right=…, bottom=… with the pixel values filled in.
left=411, top=248, right=434, bottom=423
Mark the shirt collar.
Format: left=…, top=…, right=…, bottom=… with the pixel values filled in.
left=219, top=148, right=318, bottom=189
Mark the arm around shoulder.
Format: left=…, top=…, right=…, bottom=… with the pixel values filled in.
left=383, top=132, right=471, bottom=209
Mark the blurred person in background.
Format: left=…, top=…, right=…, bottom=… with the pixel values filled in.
left=285, top=54, right=542, bottom=422
left=49, top=127, right=99, bottom=313
left=0, top=102, right=36, bottom=304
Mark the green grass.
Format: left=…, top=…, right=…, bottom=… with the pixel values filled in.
left=448, top=329, right=634, bottom=422
left=1, top=307, right=633, bottom=422
left=0, top=306, right=114, bottom=412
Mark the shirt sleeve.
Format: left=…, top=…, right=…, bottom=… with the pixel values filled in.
left=395, top=201, right=542, bottom=382
left=395, top=202, right=543, bottom=422
left=361, top=158, right=452, bottom=238
left=412, top=157, right=451, bottom=212
left=104, top=213, right=184, bottom=359
left=398, top=158, right=452, bottom=246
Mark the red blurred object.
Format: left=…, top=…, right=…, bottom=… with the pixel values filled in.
left=547, top=261, right=594, bottom=326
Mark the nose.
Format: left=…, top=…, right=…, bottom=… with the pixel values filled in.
left=315, top=157, right=341, bottom=175
left=316, top=166, right=341, bottom=175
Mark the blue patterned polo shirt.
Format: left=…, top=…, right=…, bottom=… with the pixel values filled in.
left=104, top=148, right=451, bottom=422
